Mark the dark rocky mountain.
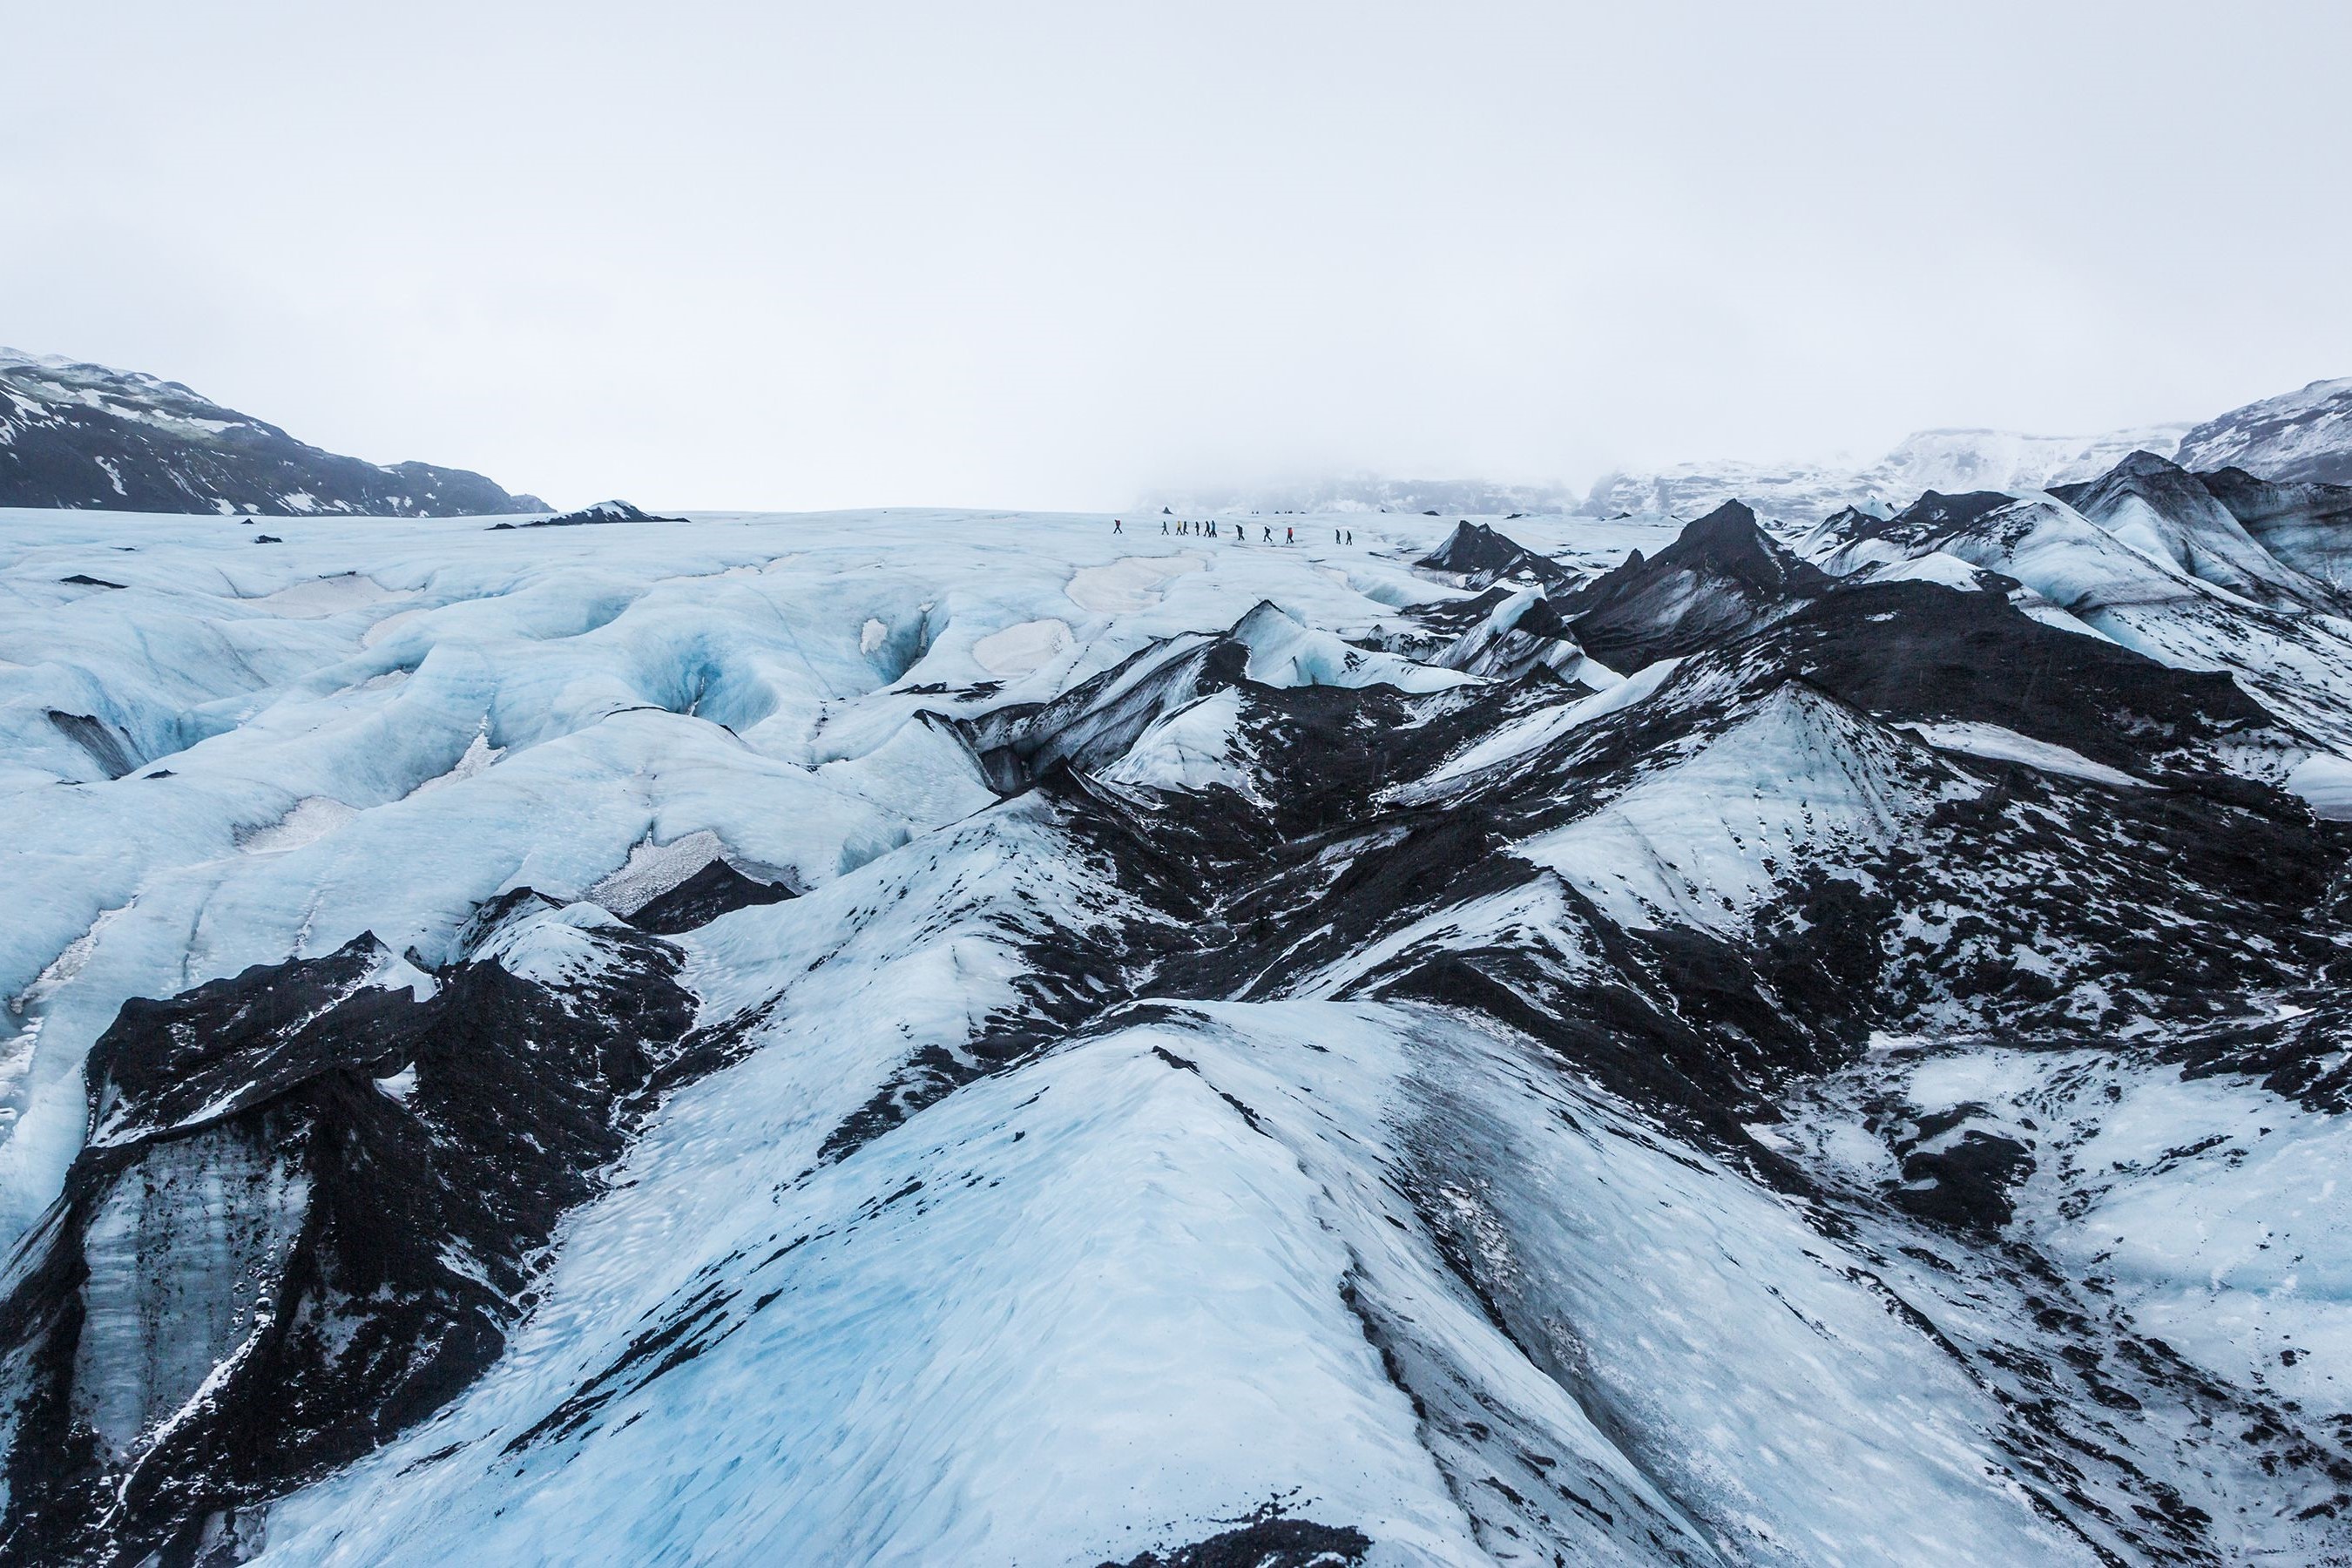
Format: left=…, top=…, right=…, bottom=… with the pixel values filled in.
left=1558, top=499, right=1830, bottom=670
left=1414, top=519, right=1575, bottom=589
left=490, top=500, right=683, bottom=531
left=0, top=350, right=545, bottom=517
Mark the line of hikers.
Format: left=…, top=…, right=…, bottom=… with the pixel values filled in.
left=1112, top=517, right=1354, bottom=545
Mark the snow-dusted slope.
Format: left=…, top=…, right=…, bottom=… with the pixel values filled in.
left=0, top=350, right=545, bottom=517
left=2175, top=376, right=2352, bottom=485
left=1, top=494, right=2349, bottom=1566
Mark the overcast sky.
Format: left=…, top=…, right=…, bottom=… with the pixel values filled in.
left=6, top=2, right=2349, bottom=510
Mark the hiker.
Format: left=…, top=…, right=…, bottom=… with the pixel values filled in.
left=1286, top=526, right=1295, bottom=544
left=1262, top=525, right=1273, bottom=543
left=1113, top=518, right=1123, bottom=534
left=1161, top=518, right=1170, bottom=536
left=1335, top=529, right=1342, bottom=544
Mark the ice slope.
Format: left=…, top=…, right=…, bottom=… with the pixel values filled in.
left=253, top=1001, right=2095, bottom=1568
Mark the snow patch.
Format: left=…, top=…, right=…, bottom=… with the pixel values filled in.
left=236, top=797, right=359, bottom=855
left=1899, top=721, right=2146, bottom=790
left=588, top=831, right=728, bottom=917
left=2285, top=751, right=2352, bottom=820
left=972, top=618, right=1072, bottom=678
left=1412, top=655, right=1681, bottom=794
left=1065, top=553, right=1207, bottom=613
left=249, top=573, right=400, bottom=619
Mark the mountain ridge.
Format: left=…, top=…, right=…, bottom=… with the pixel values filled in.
left=0, top=348, right=546, bottom=517
left=1149, top=375, right=2350, bottom=531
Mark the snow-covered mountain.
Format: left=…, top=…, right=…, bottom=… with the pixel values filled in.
left=1161, top=375, right=2352, bottom=534
left=1150, top=476, right=1579, bottom=519
left=2, top=460, right=2351, bottom=1565
left=0, top=350, right=546, bottom=517
left=2174, top=376, right=2352, bottom=484
left=1574, top=423, right=2196, bottom=526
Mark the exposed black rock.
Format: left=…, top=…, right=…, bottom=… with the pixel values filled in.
left=0, top=350, right=543, bottom=517
left=1782, top=579, right=2279, bottom=777
left=489, top=499, right=684, bottom=531
left=1886, top=1110, right=2036, bottom=1234
left=625, top=859, right=794, bottom=935
left=1100, top=1515, right=1372, bottom=1568
left=45, top=711, right=139, bottom=781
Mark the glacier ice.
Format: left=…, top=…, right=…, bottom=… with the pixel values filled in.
left=1, top=490, right=2349, bottom=1565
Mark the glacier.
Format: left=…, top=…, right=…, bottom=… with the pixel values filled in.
left=1, top=477, right=2350, bottom=1565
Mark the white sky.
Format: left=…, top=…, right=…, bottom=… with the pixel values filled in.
left=5, top=2, right=2349, bottom=510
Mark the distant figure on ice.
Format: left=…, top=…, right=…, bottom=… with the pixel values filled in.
left=1207, top=520, right=1218, bottom=538
left=1286, top=526, right=1295, bottom=544
left=1112, top=518, right=1123, bottom=534
left=1262, top=525, right=1273, bottom=542
left=1160, top=518, right=1170, bottom=535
